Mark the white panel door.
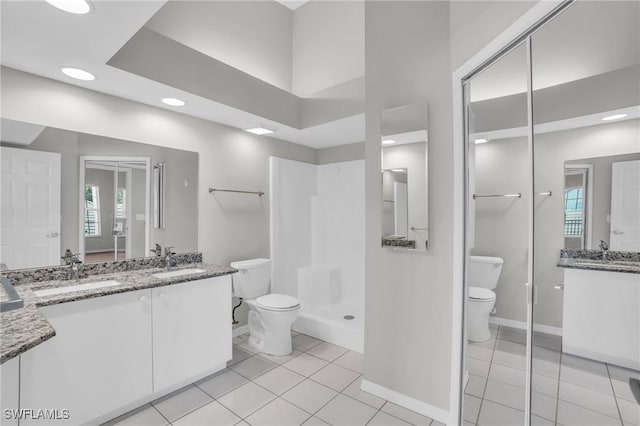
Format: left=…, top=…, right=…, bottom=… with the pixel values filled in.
left=20, top=289, right=153, bottom=425
left=152, top=276, right=232, bottom=392
left=610, top=160, right=640, bottom=251
left=1, top=146, right=61, bottom=269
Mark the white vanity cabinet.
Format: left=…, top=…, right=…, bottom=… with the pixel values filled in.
left=20, top=289, right=153, bottom=426
left=1, top=357, right=20, bottom=426
left=152, top=276, right=232, bottom=391
left=563, top=268, right=640, bottom=370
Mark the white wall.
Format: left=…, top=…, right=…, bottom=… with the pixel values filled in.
left=292, top=1, right=365, bottom=97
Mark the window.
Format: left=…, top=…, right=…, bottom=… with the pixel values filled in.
left=115, top=188, right=126, bottom=218
left=564, top=187, right=584, bottom=236
left=84, top=185, right=101, bottom=237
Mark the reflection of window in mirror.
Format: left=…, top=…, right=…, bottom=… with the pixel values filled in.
left=116, top=188, right=126, bottom=219
left=84, top=185, right=101, bottom=237
left=564, top=170, right=587, bottom=249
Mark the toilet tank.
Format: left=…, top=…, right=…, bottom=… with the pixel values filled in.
left=469, top=256, right=503, bottom=289
left=229, top=258, right=271, bottom=299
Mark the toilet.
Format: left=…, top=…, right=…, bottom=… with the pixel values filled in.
left=230, top=258, right=300, bottom=356
left=467, top=255, right=503, bottom=342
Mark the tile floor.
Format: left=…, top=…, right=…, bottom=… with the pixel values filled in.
left=464, top=324, right=640, bottom=426
left=105, top=332, right=443, bottom=426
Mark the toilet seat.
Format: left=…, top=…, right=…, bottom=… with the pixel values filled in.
left=256, top=294, right=300, bottom=311
left=468, top=287, right=496, bottom=301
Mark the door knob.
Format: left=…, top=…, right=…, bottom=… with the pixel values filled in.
left=45, top=232, right=59, bottom=238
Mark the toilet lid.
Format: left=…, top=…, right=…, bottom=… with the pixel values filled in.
left=256, top=294, right=300, bottom=311
left=469, top=287, right=496, bottom=301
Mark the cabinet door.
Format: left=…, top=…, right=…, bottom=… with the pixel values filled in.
left=152, top=276, right=231, bottom=391
left=20, top=289, right=153, bottom=425
left=1, top=357, right=20, bottom=426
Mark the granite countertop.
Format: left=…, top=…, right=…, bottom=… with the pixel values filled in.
left=557, top=249, right=640, bottom=274
left=0, top=263, right=236, bottom=364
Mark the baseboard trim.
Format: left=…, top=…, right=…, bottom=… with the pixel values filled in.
left=489, top=316, right=563, bottom=336
left=361, top=379, right=450, bottom=425
left=232, top=324, right=249, bottom=337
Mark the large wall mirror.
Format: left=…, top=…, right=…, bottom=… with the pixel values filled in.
left=0, top=120, right=199, bottom=270
left=380, top=103, right=429, bottom=250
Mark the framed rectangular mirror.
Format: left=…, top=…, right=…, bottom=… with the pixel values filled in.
left=380, top=103, right=429, bottom=250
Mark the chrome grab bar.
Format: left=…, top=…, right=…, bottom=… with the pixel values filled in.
left=209, top=188, right=264, bottom=197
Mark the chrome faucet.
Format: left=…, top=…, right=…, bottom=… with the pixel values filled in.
left=62, top=251, right=83, bottom=280
left=150, top=243, right=162, bottom=257
left=599, top=240, right=609, bottom=260
left=164, top=246, right=176, bottom=268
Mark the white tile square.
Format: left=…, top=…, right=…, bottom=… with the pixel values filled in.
left=310, top=363, right=360, bottom=392
left=253, top=366, right=305, bottom=395
left=301, top=417, right=330, bottom=425
left=380, top=402, right=433, bottom=425
left=477, top=400, right=524, bottom=426
left=292, top=334, right=323, bottom=352
left=532, top=373, right=559, bottom=398
left=245, top=398, right=311, bottom=426
left=228, top=346, right=254, bottom=366
left=617, top=397, right=640, bottom=425
left=282, top=379, right=338, bottom=414
left=316, top=394, right=377, bottom=426
left=558, top=380, right=620, bottom=418
left=488, top=363, right=526, bottom=388
left=531, top=392, right=557, bottom=422
left=342, top=376, right=385, bottom=409
left=556, top=399, right=621, bottom=426
left=367, top=411, right=412, bottom=426
left=463, top=394, right=481, bottom=424
left=467, top=358, right=491, bottom=378
left=282, top=353, right=329, bottom=377
left=233, top=335, right=258, bottom=354
left=305, top=341, right=349, bottom=362
left=230, top=355, right=277, bottom=380
left=484, top=379, right=525, bottom=410
left=612, top=378, right=637, bottom=402
left=333, top=351, right=364, bottom=373
left=258, top=350, right=303, bottom=365
left=465, top=374, right=486, bottom=398
left=173, top=400, right=240, bottom=426
left=531, top=415, right=554, bottom=426
left=467, top=344, right=493, bottom=362
left=152, top=385, right=212, bottom=422
left=196, top=369, right=248, bottom=399
left=217, top=382, right=276, bottom=418
left=106, top=404, right=168, bottom=426
left=561, top=355, right=613, bottom=394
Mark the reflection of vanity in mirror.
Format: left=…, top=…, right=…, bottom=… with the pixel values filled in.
left=0, top=119, right=199, bottom=270
left=564, top=153, right=640, bottom=251
left=380, top=103, right=429, bottom=250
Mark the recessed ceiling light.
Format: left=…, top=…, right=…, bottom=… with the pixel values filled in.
left=475, top=138, right=489, bottom=144
left=162, top=98, right=186, bottom=107
left=45, top=0, right=91, bottom=14
left=61, top=67, right=95, bottom=81
left=245, top=127, right=274, bottom=135
left=602, top=114, right=628, bottom=121
left=391, top=169, right=405, bottom=173
left=381, top=140, right=396, bottom=145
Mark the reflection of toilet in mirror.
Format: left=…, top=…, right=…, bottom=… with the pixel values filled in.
left=467, top=255, right=503, bottom=342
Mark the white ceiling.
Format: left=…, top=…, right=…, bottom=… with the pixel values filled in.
left=470, top=1, right=639, bottom=102
left=275, top=0, right=311, bottom=11
left=0, top=0, right=363, bottom=149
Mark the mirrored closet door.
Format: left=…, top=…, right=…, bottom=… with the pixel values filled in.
left=462, top=1, right=640, bottom=425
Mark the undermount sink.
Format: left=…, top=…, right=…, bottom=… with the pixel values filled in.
left=152, top=268, right=206, bottom=279
left=33, top=280, right=122, bottom=297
